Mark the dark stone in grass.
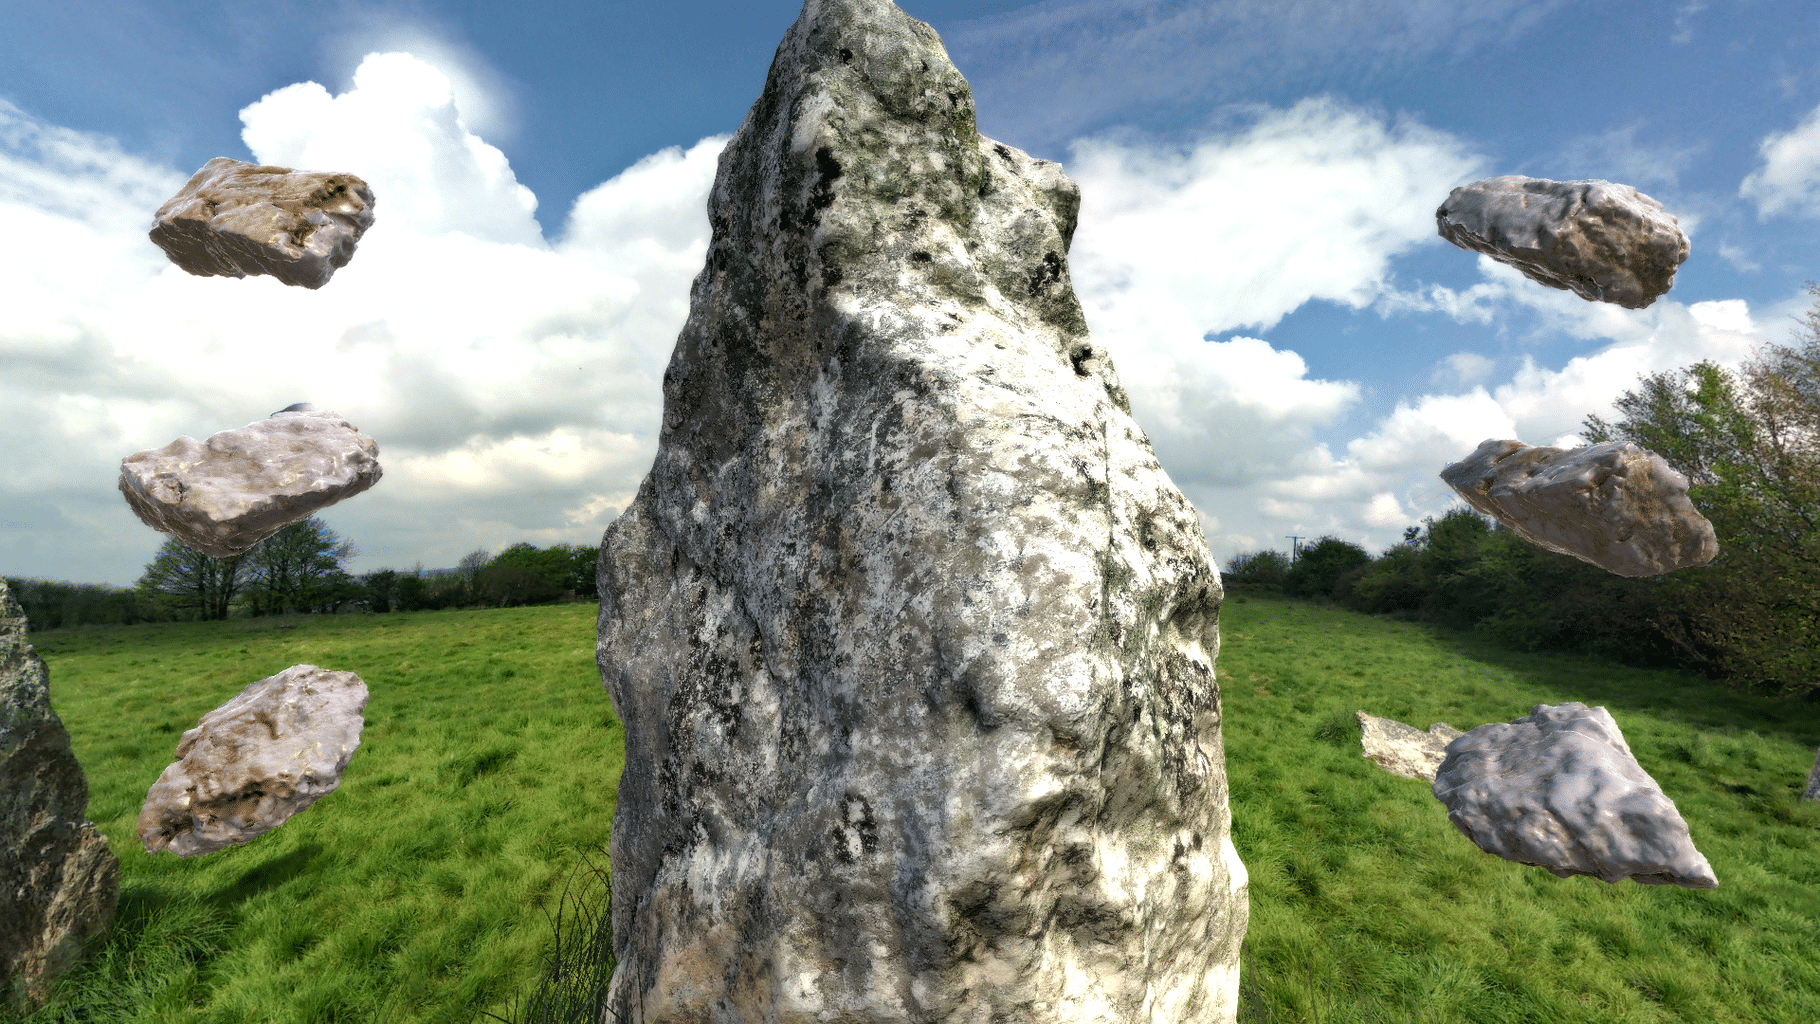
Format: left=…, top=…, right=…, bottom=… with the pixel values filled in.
left=0, top=578, right=120, bottom=1017
left=1432, top=702, right=1718, bottom=888
left=1804, top=746, right=1820, bottom=802
left=593, top=1, right=1246, bottom=1020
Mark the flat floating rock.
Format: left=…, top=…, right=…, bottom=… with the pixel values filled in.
left=1432, top=702, right=1718, bottom=889
left=1437, top=175, right=1689, bottom=309
left=149, top=157, right=375, bottom=289
left=1356, top=711, right=1465, bottom=783
left=119, top=406, right=381, bottom=557
left=136, top=664, right=368, bottom=858
left=1440, top=438, right=1717, bottom=577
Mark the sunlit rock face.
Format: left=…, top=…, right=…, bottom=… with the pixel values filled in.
left=1355, top=711, right=1465, bottom=784
left=1436, top=175, right=1689, bottom=309
left=118, top=405, right=382, bottom=558
left=1440, top=438, right=1718, bottom=578
left=136, top=664, right=367, bottom=858
left=1432, top=702, right=1718, bottom=889
left=0, top=579, right=119, bottom=1018
left=593, top=1, right=1247, bottom=1021
left=149, top=157, right=376, bottom=289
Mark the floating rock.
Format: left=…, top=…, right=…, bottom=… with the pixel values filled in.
left=1432, top=702, right=1717, bottom=888
left=1436, top=175, right=1689, bottom=309
left=1356, top=711, right=1464, bottom=783
left=136, top=665, right=367, bottom=858
left=593, top=2, right=1246, bottom=1021
left=1440, top=438, right=1717, bottom=577
left=118, top=406, right=381, bottom=557
left=149, top=157, right=375, bottom=289
left=0, top=579, right=120, bottom=1018
left=1804, top=746, right=1820, bottom=802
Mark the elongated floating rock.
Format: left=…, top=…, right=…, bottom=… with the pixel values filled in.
left=1437, top=175, right=1689, bottom=309
left=149, top=157, right=375, bottom=289
left=119, top=406, right=381, bottom=557
left=1440, top=438, right=1717, bottom=577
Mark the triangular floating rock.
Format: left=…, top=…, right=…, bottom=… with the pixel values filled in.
left=1432, top=702, right=1718, bottom=888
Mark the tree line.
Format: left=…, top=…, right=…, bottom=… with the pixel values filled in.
left=1225, top=285, right=1820, bottom=700
left=4, top=517, right=601, bottom=632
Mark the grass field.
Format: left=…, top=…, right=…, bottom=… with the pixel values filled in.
left=6, top=595, right=1819, bottom=1023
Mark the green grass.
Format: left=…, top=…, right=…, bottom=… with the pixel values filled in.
left=1222, top=595, right=1820, bottom=1024
left=8, top=596, right=1820, bottom=1023
left=4, top=603, right=624, bottom=1024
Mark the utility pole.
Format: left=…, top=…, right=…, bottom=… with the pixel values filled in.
left=1285, top=536, right=1305, bottom=564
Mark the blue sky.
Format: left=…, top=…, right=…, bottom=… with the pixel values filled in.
left=6, top=0, right=1820, bottom=587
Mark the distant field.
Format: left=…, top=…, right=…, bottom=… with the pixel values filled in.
left=8, top=596, right=1819, bottom=1023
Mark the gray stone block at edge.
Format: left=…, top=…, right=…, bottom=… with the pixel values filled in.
left=0, top=578, right=121, bottom=1018
left=1437, top=175, right=1689, bottom=309
left=1441, top=438, right=1718, bottom=577
left=1356, top=711, right=1465, bottom=784
left=1804, top=745, right=1820, bottom=802
left=149, top=157, right=376, bottom=289
left=593, top=1, right=1247, bottom=1021
left=1432, top=702, right=1718, bottom=888
left=119, top=406, right=382, bottom=557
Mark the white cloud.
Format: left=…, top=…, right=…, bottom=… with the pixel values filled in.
left=1741, top=104, right=1820, bottom=219
left=1550, top=121, right=1705, bottom=189
left=1435, top=351, right=1496, bottom=385
left=1717, top=241, right=1761, bottom=272
left=0, top=54, right=727, bottom=584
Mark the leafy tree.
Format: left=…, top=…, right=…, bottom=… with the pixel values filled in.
left=242, top=517, right=359, bottom=616
left=567, top=543, right=600, bottom=600
left=1283, top=537, right=1370, bottom=600
left=3, top=577, right=150, bottom=630
left=1582, top=310, right=1820, bottom=695
left=134, top=538, right=249, bottom=621
left=361, top=569, right=401, bottom=613
left=456, top=548, right=492, bottom=605
left=1222, top=549, right=1289, bottom=590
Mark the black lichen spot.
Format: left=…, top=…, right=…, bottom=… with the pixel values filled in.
left=839, top=47, right=854, bottom=63
left=830, top=792, right=879, bottom=864
left=1069, top=343, right=1093, bottom=378
left=994, top=143, right=1013, bottom=162
left=808, top=146, right=843, bottom=216
left=1027, top=251, right=1063, bottom=297
left=910, top=251, right=932, bottom=263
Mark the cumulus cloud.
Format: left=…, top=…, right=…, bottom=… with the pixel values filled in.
left=1741, top=103, right=1820, bottom=219
left=0, top=54, right=726, bottom=584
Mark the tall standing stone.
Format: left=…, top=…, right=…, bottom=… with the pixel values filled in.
left=0, top=579, right=120, bottom=1017
left=594, top=1, right=1247, bottom=1021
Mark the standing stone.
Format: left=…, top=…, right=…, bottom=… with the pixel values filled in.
left=1803, top=746, right=1820, bottom=802
left=1440, top=438, right=1718, bottom=577
left=0, top=579, right=120, bottom=1018
left=149, top=157, right=376, bottom=289
left=1436, top=175, right=1689, bottom=309
left=1432, top=702, right=1717, bottom=888
left=119, top=406, right=382, bottom=557
left=594, top=2, right=1246, bottom=1021
left=136, top=665, right=367, bottom=858
left=1355, top=711, right=1464, bottom=784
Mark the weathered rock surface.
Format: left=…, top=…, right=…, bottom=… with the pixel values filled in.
left=593, top=2, right=1246, bottom=1021
left=119, top=406, right=382, bottom=557
left=149, top=157, right=375, bottom=289
left=1, top=579, right=119, bottom=1017
left=1355, top=711, right=1464, bottom=783
left=136, top=664, right=367, bottom=858
left=1436, top=175, right=1689, bottom=309
left=1804, top=746, right=1820, bottom=802
left=1440, top=438, right=1718, bottom=577
left=1432, top=702, right=1717, bottom=888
